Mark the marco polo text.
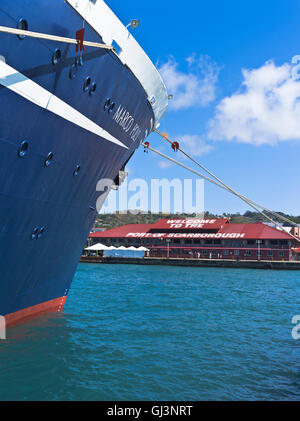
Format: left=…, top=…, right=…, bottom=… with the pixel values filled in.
left=113, top=105, right=142, bottom=142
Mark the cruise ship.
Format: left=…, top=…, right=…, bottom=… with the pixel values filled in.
left=0, top=0, right=168, bottom=326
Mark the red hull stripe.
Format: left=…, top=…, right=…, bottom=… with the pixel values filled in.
left=4, top=296, right=67, bottom=327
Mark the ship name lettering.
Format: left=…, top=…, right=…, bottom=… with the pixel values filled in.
left=130, top=123, right=142, bottom=142
left=113, top=106, right=134, bottom=132
left=113, top=105, right=142, bottom=141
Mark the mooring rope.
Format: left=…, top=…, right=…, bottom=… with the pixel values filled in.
left=153, top=128, right=299, bottom=228
left=143, top=142, right=300, bottom=244
left=0, top=25, right=114, bottom=51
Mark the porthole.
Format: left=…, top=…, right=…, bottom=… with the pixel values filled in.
left=108, top=102, right=115, bottom=113
left=69, top=63, right=77, bottom=80
left=149, top=96, right=156, bottom=105
left=17, top=18, right=28, bottom=40
left=18, top=140, right=29, bottom=158
left=89, top=82, right=97, bottom=96
left=73, top=164, right=81, bottom=176
left=111, top=40, right=121, bottom=55
left=38, top=226, right=45, bottom=239
left=104, top=99, right=115, bottom=112
left=44, top=152, right=54, bottom=167
left=104, top=98, right=111, bottom=111
left=83, top=76, right=91, bottom=92
left=52, top=48, right=61, bottom=65
left=31, top=226, right=39, bottom=240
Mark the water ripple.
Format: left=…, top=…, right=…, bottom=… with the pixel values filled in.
left=0, top=264, right=299, bottom=401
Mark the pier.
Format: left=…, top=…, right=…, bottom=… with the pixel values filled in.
left=80, top=256, right=300, bottom=270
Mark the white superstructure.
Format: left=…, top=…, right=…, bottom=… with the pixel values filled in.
left=66, top=0, right=168, bottom=125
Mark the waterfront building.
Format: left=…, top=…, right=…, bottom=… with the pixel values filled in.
left=89, top=218, right=299, bottom=261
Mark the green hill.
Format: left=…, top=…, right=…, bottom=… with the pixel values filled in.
left=94, top=211, right=300, bottom=230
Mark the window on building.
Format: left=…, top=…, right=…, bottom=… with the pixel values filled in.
left=224, top=250, right=229, bottom=256
left=234, top=250, right=240, bottom=256
left=245, top=250, right=252, bottom=256
left=278, top=251, right=284, bottom=257
left=267, top=251, right=273, bottom=257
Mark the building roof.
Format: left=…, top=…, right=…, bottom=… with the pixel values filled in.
left=218, top=223, right=292, bottom=240
left=89, top=224, right=153, bottom=238
left=89, top=219, right=292, bottom=240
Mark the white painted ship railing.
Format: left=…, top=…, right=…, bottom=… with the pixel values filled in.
left=66, top=0, right=168, bottom=125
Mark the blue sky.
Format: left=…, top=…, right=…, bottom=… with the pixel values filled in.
left=108, top=0, right=300, bottom=215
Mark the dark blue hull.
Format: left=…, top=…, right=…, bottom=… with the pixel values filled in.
left=0, top=0, right=153, bottom=321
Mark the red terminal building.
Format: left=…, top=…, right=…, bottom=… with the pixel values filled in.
left=89, top=218, right=300, bottom=261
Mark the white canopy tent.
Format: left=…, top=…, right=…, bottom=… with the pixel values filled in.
left=85, top=243, right=109, bottom=251
left=104, top=245, right=147, bottom=259
left=84, top=244, right=147, bottom=259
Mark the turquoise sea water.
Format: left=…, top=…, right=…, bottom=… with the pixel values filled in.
left=0, top=263, right=299, bottom=401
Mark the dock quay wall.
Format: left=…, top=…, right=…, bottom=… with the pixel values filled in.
left=80, top=256, right=300, bottom=270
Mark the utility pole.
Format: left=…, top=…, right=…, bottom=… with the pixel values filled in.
left=166, top=239, right=171, bottom=259
left=256, top=240, right=262, bottom=261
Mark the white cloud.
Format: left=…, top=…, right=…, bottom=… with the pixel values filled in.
left=159, top=55, right=219, bottom=111
left=179, top=134, right=214, bottom=157
left=156, top=134, right=213, bottom=170
left=158, top=160, right=174, bottom=169
left=209, top=60, right=300, bottom=145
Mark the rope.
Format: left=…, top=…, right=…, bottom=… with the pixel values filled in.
left=0, top=25, right=114, bottom=51
left=154, top=128, right=299, bottom=228
left=143, top=142, right=300, bottom=244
